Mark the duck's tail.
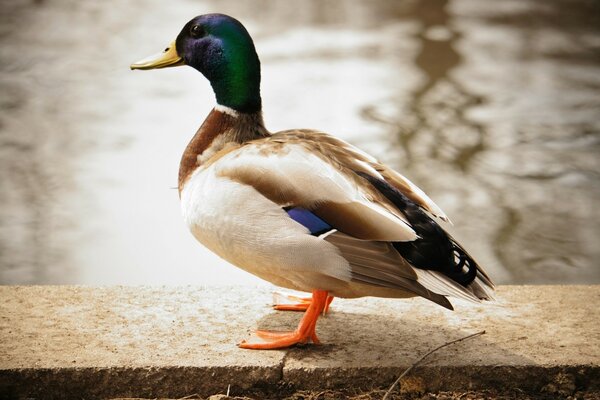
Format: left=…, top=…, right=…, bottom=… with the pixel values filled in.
left=413, top=238, right=495, bottom=304
left=356, top=171, right=495, bottom=303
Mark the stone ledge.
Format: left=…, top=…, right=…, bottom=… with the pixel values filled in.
left=0, top=285, right=598, bottom=399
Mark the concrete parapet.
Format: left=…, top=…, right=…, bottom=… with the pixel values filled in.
left=0, top=285, right=598, bottom=399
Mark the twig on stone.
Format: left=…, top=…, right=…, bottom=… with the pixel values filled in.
left=382, top=330, right=486, bottom=400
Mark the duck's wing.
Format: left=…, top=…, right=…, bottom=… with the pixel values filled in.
left=213, top=130, right=492, bottom=307
left=214, top=132, right=418, bottom=243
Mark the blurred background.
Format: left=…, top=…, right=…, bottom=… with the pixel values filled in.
left=1, top=0, right=599, bottom=286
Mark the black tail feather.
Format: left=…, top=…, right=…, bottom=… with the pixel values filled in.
left=356, top=172, right=478, bottom=287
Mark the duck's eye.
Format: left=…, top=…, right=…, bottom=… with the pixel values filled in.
left=190, top=24, right=205, bottom=38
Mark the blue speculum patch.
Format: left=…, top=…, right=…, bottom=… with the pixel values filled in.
left=285, top=207, right=332, bottom=236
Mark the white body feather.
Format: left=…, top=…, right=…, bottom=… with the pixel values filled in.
left=180, top=162, right=352, bottom=293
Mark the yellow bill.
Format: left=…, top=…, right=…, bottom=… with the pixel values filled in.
left=130, top=41, right=184, bottom=70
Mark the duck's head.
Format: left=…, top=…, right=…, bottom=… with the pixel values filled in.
left=131, top=14, right=261, bottom=113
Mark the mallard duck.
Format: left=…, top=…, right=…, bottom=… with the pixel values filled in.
left=131, top=13, right=494, bottom=350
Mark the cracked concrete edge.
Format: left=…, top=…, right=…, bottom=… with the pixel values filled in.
left=1, top=364, right=599, bottom=399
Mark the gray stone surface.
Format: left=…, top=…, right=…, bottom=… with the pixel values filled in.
left=0, top=285, right=598, bottom=399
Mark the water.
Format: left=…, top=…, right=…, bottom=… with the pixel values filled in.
left=1, top=0, right=599, bottom=285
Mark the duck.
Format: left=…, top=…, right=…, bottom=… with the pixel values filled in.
left=130, top=13, right=494, bottom=350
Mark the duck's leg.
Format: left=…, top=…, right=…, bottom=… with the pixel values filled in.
left=239, top=290, right=329, bottom=349
left=272, top=291, right=335, bottom=314
left=324, top=295, right=334, bottom=314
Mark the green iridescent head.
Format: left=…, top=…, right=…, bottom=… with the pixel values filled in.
left=131, top=14, right=262, bottom=113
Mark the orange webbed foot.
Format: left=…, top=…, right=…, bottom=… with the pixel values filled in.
left=239, top=290, right=329, bottom=350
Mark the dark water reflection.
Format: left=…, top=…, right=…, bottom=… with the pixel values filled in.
left=0, top=0, right=598, bottom=284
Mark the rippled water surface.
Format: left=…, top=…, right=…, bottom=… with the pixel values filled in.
left=1, top=0, right=599, bottom=284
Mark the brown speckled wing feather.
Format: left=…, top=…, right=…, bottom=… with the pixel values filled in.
left=263, top=130, right=450, bottom=222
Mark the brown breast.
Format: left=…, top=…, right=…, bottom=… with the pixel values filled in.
left=178, top=108, right=269, bottom=193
